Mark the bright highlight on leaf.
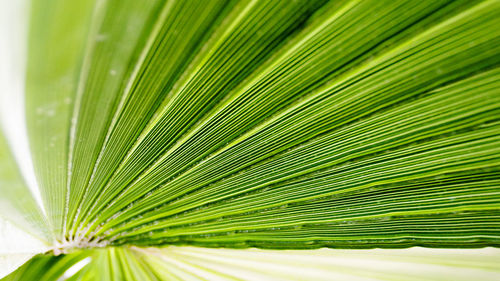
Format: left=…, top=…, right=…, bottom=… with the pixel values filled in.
left=0, top=0, right=499, bottom=280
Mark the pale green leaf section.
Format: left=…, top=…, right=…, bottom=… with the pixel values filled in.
left=25, top=0, right=98, bottom=238
left=0, top=218, right=49, bottom=279
left=0, top=128, right=51, bottom=241
left=0, top=129, right=51, bottom=278
left=139, top=247, right=500, bottom=281
left=4, top=247, right=500, bottom=281
left=0, top=0, right=42, bottom=208
left=0, top=1, right=52, bottom=272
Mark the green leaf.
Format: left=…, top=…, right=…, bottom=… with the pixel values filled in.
left=2, top=250, right=90, bottom=281
left=82, top=0, right=500, bottom=248
left=2, top=0, right=500, bottom=279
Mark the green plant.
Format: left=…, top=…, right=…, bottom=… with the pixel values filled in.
left=1, top=0, right=500, bottom=280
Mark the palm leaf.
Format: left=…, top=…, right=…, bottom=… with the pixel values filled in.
left=0, top=0, right=499, bottom=279
left=0, top=131, right=51, bottom=278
